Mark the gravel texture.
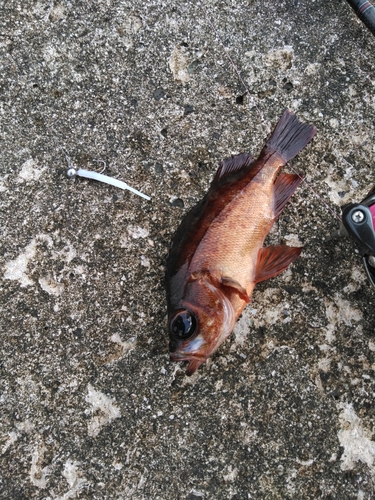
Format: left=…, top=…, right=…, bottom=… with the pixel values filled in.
left=1, top=1, right=375, bottom=499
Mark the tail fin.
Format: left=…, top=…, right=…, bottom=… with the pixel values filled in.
left=264, top=109, right=316, bottom=163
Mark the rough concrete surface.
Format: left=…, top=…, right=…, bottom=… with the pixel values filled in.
left=1, top=0, right=375, bottom=498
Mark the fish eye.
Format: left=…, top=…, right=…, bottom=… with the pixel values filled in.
left=170, top=310, right=197, bottom=340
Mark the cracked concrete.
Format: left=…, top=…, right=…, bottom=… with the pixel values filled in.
left=1, top=0, right=375, bottom=498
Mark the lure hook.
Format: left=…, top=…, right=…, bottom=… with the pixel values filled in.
left=92, top=159, right=106, bottom=175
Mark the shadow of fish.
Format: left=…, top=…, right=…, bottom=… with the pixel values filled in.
left=165, top=110, right=316, bottom=375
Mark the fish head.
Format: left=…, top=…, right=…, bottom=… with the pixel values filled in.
left=168, top=274, right=236, bottom=376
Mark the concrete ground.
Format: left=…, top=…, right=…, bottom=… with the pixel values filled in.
left=1, top=0, right=375, bottom=498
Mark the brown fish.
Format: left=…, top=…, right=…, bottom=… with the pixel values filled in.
left=165, top=110, right=316, bottom=375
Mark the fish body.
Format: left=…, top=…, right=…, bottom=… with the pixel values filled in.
left=165, top=110, right=316, bottom=375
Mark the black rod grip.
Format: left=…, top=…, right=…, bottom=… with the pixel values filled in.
left=345, top=0, right=375, bottom=35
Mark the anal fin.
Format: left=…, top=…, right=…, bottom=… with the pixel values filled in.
left=274, top=173, right=303, bottom=218
left=255, top=245, right=302, bottom=284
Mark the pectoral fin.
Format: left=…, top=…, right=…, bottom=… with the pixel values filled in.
left=255, top=245, right=302, bottom=284
left=220, top=276, right=250, bottom=302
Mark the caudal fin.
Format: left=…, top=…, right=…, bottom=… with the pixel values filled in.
left=264, top=109, right=316, bottom=163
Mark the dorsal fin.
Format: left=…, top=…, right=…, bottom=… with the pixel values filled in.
left=212, top=152, right=254, bottom=184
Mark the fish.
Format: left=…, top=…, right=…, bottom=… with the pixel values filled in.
left=165, top=110, right=316, bottom=376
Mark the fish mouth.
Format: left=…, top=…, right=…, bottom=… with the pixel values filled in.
left=170, top=352, right=207, bottom=376
left=170, top=352, right=206, bottom=362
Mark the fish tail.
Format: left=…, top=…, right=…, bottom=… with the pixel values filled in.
left=264, top=109, right=316, bottom=163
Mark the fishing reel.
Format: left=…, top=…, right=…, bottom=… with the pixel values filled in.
left=341, top=187, right=375, bottom=289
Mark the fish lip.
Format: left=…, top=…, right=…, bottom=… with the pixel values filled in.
left=170, top=352, right=207, bottom=363
left=170, top=353, right=207, bottom=376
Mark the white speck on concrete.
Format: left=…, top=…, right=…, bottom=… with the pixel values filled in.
left=223, top=466, right=238, bottom=482
left=110, top=333, right=136, bottom=357
left=86, top=384, right=121, bottom=437
left=296, top=457, right=315, bottom=466
left=241, top=288, right=293, bottom=328
left=1, top=431, right=18, bottom=455
left=127, top=225, right=149, bottom=239
left=52, top=243, right=77, bottom=263
left=43, top=42, right=59, bottom=63
left=15, top=420, right=34, bottom=433
left=53, top=460, right=87, bottom=500
left=284, top=233, right=303, bottom=247
left=232, top=307, right=255, bottom=345
left=49, top=3, right=66, bottom=22
left=119, top=13, right=143, bottom=50
left=119, top=234, right=128, bottom=248
left=323, top=293, right=363, bottom=344
left=39, top=276, right=65, bottom=296
left=318, top=357, right=331, bottom=373
left=329, top=118, right=339, bottom=129
left=30, top=443, right=50, bottom=489
left=17, top=159, right=46, bottom=183
left=137, top=468, right=148, bottom=489
left=0, top=174, right=8, bottom=192
left=140, top=255, right=150, bottom=268
left=169, top=45, right=191, bottom=83
left=305, top=62, right=321, bottom=75
left=343, top=267, right=366, bottom=293
left=3, top=234, right=53, bottom=287
left=324, top=168, right=358, bottom=205
left=264, top=46, right=293, bottom=70
left=189, top=489, right=204, bottom=498
left=338, top=403, right=375, bottom=473
left=3, top=239, right=37, bottom=286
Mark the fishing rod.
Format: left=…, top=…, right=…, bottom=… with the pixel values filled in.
left=345, top=0, right=375, bottom=36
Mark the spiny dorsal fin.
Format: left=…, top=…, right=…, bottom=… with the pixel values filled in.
left=212, top=152, right=254, bottom=184
left=255, top=245, right=302, bottom=284
left=273, top=173, right=303, bottom=218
